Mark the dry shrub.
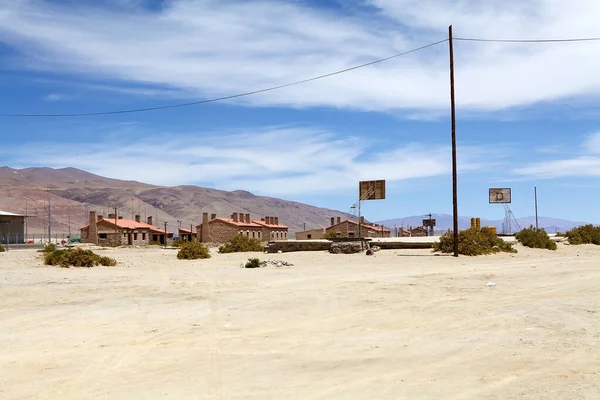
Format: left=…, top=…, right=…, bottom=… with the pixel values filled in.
left=244, top=258, right=262, bottom=268
left=434, top=228, right=517, bottom=256
left=516, top=226, right=557, bottom=250
left=177, top=242, right=211, bottom=260
left=0, top=244, right=5, bottom=252
left=218, top=235, right=263, bottom=253
left=44, top=248, right=117, bottom=268
left=566, top=224, right=600, bottom=245
left=38, top=243, right=56, bottom=253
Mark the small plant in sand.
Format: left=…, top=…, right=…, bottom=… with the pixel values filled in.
left=44, top=248, right=117, bottom=268
left=177, top=242, right=211, bottom=260
left=38, top=243, right=57, bottom=253
left=322, top=231, right=345, bottom=240
left=516, top=226, right=557, bottom=250
left=0, top=244, right=5, bottom=252
left=434, top=227, right=517, bottom=256
left=218, top=235, right=263, bottom=253
left=244, top=258, right=263, bottom=268
left=565, top=224, right=600, bottom=245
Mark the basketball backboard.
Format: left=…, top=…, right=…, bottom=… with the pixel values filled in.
left=489, top=188, right=511, bottom=204
left=359, top=180, right=386, bottom=200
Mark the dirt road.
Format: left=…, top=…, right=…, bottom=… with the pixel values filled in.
left=1, top=245, right=598, bottom=399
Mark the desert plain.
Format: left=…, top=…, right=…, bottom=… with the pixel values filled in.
left=1, top=244, right=599, bottom=399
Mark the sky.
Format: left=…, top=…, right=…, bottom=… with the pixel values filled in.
left=1, top=0, right=600, bottom=223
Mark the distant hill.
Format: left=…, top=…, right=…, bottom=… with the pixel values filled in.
left=0, top=166, right=352, bottom=236
left=376, top=213, right=592, bottom=233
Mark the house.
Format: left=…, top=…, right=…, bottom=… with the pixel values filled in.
left=80, top=211, right=173, bottom=246
left=0, top=210, right=25, bottom=245
left=409, top=226, right=429, bottom=237
left=178, top=228, right=194, bottom=242
left=196, top=213, right=288, bottom=243
left=325, top=216, right=391, bottom=238
left=295, top=228, right=326, bottom=240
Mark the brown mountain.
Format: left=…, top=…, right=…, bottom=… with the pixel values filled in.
left=0, top=166, right=353, bottom=237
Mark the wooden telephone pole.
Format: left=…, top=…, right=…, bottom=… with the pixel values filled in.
left=449, top=25, right=459, bottom=257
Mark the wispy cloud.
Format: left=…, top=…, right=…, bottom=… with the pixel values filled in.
left=5, top=125, right=495, bottom=195
left=513, top=132, right=600, bottom=178
left=1, top=0, right=600, bottom=113
left=43, top=93, right=64, bottom=101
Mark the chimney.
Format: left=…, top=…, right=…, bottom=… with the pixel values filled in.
left=232, top=213, right=238, bottom=222
left=211, top=214, right=216, bottom=220
left=118, top=216, right=123, bottom=220
left=97, top=215, right=103, bottom=221
left=135, top=215, right=140, bottom=223
left=201, top=213, right=209, bottom=243
left=108, top=213, right=116, bottom=219
left=245, top=214, right=251, bottom=224
left=331, top=217, right=335, bottom=226
left=337, top=217, right=341, bottom=224
left=88, top=211, right=98, bottom=245
left=360, top=216, right=365, bottom=225
left=261, top=218, right=265, bottom=222
left=147, top=216, right=153, bottom=226
left=265, top=216, right=270, bottom=225
left=274, top=217, right=279, bottom=226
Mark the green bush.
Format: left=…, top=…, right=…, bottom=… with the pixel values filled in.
left=177, top=242, right=211, bottom=260
left=565, top=224, right=600, bottom=245
left=244, top=258, right=263, bottom=268
left=39, top=243, right=57, bottom=253
left=515, top=226, right=557, bottom=250
left=0, top=244, right=5, bottom=252
left=219, top=235, right=264, bottom=253
left=433, top=228, right=517, bottom=256
left=44, top=248, right=117, bottom=268
left=148, top=241, right=162, bottom=246
left=171, top=239, right=186, bottom=248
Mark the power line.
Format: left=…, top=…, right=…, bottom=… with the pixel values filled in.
left=0, top=39, right=448, bottom=118
left=455, top=37, right=600, bottom=43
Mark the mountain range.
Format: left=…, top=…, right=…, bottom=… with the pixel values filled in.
left=1, top=166, right=592, bottom=238
left=0, top=166, right=352, bottom=236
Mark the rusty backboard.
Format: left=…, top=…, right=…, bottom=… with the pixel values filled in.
left=489, top=188, right=511, bottom=204
left=359, top=180, right=386, bottom=200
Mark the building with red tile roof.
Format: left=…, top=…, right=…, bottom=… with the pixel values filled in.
left=196, top=213, right=288, bottom=243
left=81, top=211, right=173, bottom=246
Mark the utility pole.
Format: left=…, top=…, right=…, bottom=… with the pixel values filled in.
left=114, top=207, right=118, bottom=245
left=67, top=190, right=71, bottom=238
left=449, top=25, right=459, bottom=257
left=47, top=191, right=51, bottom=244
left=303, top=222, right=306, bottom=231
left=534, top=186, right=539, bottom=230
left=25, top=198, right=28, bottom=242
left=164, top=221, right=168, bottom=248
left=131, top=198, right=134, bottom=220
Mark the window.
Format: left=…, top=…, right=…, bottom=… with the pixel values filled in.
left=134, top=233, right=138, bottom=240
left=142, top=233, right=146, bottom=240
left=252, top=232, right=255, bottom=238
left=99, top=233, right=107, bottom=239
left=258, top=232, right=261, bottom=239
left=307, top=234, right=312, bottom=239
left=123, top=232, right=127, bottom=237
left=246, top=231, right=250, bottom=237
left=348, top=232, right=355, bottom=237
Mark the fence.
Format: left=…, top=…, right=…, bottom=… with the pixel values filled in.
left=0, top=233, right=82, bottom=248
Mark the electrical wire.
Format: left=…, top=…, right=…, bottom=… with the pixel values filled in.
left=0, top=39, right=448, bottom=117
left=455, top=37, right=600, bottom=43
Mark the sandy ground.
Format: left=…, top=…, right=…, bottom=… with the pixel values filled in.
left=1, top=244, right=599, bottom=400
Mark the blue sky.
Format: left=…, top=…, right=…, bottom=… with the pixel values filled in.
left=1, top=0, right=600, bottom=223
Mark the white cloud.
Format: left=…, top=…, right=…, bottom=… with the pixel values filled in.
left=6, top=125, right=492, bottom=195
left=43, top=93, right=64, bottom=101
left=1, top=0, right=600, bottom=112
left=582, top=131, right=600, bottom=154
left=513, top=132, right=600, bottom=178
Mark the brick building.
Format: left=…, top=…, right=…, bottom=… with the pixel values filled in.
left=81, top=211, right=173, bottom=246
left=295, top=228, right=326, bottom=240
left=196, top=213, right=288, bottom=243
left=325, top=216, right=391, bottom=238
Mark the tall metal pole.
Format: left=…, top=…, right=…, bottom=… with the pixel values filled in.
left=67, top=191, right=71, bottom=238
left=534, top=186, right=539, bottom=230
left=131, top=199, right=134, bottom=220
left=47, top=192, right=51, bottom=244
left=164, top=221, right=168, bottom=248
left=449, top=25, right=459, bottom=257
left=25, top=198, right=28, bottom=242
left=114, top=207, right=118, bottom=245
